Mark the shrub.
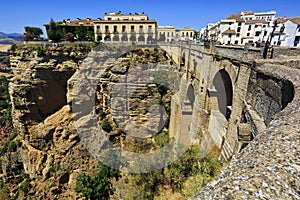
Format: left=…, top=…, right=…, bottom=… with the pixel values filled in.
left=10, top=44, right=17, bottom=52
left=101, top=118, right=112, bottom=132
left=75, top=163, right=121, bottom=200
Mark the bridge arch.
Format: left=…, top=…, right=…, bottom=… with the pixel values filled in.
left=212, top=69, right=233, bottom=119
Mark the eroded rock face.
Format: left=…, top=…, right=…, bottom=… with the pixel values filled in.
left=5, top=44, right=178, bottom=199
left=6, top=44, right=100, bottom=199
left=92, top=48, right=177, bottom=150
left=9, top=45, right=91, bottom=134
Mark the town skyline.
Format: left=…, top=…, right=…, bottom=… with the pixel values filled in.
left=1, top=0, right=300, bottom=35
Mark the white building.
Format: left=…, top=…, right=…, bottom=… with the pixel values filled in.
left=203, top=10, right=277, bottom=45
left=271, top=17, right=300, bottom=47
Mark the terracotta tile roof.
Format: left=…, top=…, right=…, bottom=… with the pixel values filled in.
left=245, top=20, right=268, bottom=24
left=225, top=14, right=244, bottom=22
left=290, top=17, right=300, bottom=25
left=276, top=17, right=288, bottom=24
left=243, top=11, right=254, bottom=15
left=222, top=29, right=236, bottom=35
left=44, top=19, right=96, bottom=27
left=64, top=19, right=95, bottom=27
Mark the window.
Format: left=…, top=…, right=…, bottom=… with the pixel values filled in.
left=237, top=27, right=241, bottom=33
left=107, top=17, right=111, bottom=20
left=255, top=25, right=258, bottom=28
left=247, top=33, right=250, bottom=36
left=234, top=41, right=238, bottom=44
left=263, top=25, right=266, bottom=28
left=139, top=25, right=143, bottom=33
left=131, top=26, right=135, bottom=33
left=255, top=31, right=261, bottom=36
left=264, top=31, right=267, bottom=36
left=113, top=26, right=118, bottom=33
left=248, top=25, right=251, bottom=31
left=167, top=32, right=170, bottom=37
left=96, top=26, right=100, bottom=33
left=229, top=34, right=232, bottom=38
left=190, top=32, right=193, bottom=37
left=238, top=22, right=242, bottom=26
left=122, top=26, right=126, bottom=33
left=237, top=33, right=240, bottom=37
left=105, top=26, right=109, bottom=33
left=148, top=25, right=152, bottom=33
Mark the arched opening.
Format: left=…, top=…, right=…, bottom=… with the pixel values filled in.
left=147, top=36, right=153, bottom=44
left=213, top=69, right=233, bottom=119
left=121, top=35, right=128, bottom=42
left=138, top=35, right=145, bottom=42
left=186, top=84, right=195, bottom=110
left=104, top=35, right=111, bottom=41
left=180, top=84, right=196, bottom=146
left=129, top=35, right=136, bottom=42
left=97, top=35, right=102, bottom=41
left=113, top=35, right=119, bottom=42
left=181, top=53, right=186, bottom=68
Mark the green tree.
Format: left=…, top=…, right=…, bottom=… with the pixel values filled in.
left=75, top=25, right=87, bottom=41
left=24, top=26, right=43, bottom=40
left=75, top=163, right=121, bottom=200
left=47, top=18, right=62, bottom=42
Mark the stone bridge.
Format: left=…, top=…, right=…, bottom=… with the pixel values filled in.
left=157, top=43, right=298, bottom=162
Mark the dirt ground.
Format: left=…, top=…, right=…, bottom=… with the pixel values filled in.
left=0, top=44, right=12, bottom=52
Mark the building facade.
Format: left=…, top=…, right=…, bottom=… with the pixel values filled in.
left=271, top=17, right=300, bottom=47
left=203, top=10, right=277, bottom=46
left=94, top=12, right=157, bottom=44
left=178, top=27, right=195, bottom=41
left=157, top=26, right=176, bottom=42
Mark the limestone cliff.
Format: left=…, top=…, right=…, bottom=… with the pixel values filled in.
left=2, top=44, right=100, bottom=199
left=3, top=44, right=177, bottom=199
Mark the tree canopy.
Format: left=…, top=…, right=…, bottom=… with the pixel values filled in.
left=23, top=26, right=43, bottom=41
left=47, top=18, right=62, bottom=42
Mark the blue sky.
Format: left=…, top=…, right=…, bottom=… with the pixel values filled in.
left=1, top=0, right=299, bottom=36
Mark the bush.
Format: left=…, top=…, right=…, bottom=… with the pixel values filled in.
left=101, top=118, right=112, bottom=132
left=75, top=163, right=121, bottom=200
left=97, top=107, right=106, bottom=119
left=8, top=141, right=17, bottom=152
left=0, top=130, right=19, bottom=155
left=131, top=145, right=223, bottom=198
left=10, top=44, right=17, bottom=52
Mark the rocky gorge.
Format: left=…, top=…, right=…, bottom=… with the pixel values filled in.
left=0, top=43, right=299, bottom=199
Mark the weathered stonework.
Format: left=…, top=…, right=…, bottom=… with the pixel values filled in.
left=192, top=60, right=300, bottom=199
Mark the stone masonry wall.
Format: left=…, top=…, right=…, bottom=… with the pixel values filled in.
left=192, top=59, right=300, bottom=199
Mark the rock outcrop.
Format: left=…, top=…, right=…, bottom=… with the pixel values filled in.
left=5, top=44, right=100, bottom=199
